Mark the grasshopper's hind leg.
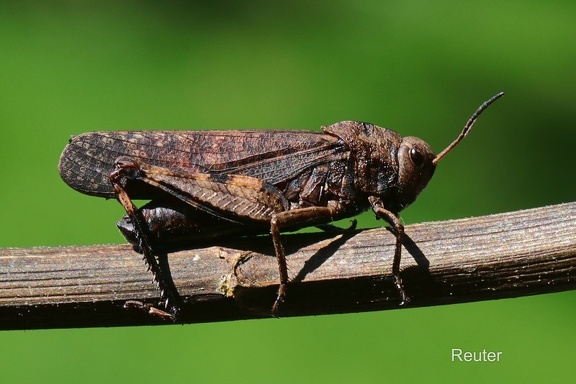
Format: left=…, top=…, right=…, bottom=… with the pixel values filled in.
left=110, top=160, right=183, bottom=320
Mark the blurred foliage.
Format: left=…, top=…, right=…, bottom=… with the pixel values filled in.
left=1, top=1, right=574, bottom=383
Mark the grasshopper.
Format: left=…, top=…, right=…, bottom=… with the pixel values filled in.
left=58, top=92, right=503, bottom=319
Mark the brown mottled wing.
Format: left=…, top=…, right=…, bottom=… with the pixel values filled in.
left=58, top=130, right=344, bottom=198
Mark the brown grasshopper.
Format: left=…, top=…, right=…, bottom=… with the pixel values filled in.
left=58, top=92, right=504, bottom=319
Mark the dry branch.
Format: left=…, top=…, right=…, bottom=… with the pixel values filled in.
left=1, top=202, right=575, bottom=330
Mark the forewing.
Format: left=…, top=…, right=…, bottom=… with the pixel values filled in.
left=58, top=130, right=343, bottom=198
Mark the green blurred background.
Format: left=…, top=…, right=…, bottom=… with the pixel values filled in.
left=1, top=1, right=575, bottom=382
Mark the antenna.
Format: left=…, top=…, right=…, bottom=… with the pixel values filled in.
left=433, top=92, right=504, bottom=166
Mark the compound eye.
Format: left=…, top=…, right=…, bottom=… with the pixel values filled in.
left=410, top=147, right=425, bottom=168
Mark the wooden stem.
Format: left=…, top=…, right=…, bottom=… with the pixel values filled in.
left=1, top=202, right=575, bottom=330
